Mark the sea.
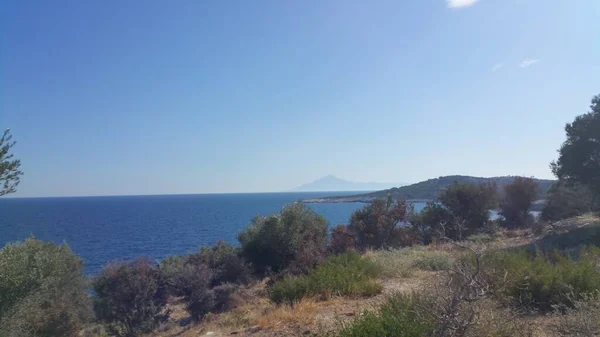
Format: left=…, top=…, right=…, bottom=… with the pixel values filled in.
left=0, top=192, right=427, bottom=275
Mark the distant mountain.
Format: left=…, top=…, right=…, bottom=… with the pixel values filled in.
left=303, top=175, right=555, bottom=203
left=292, top=175, right=406, bottom=192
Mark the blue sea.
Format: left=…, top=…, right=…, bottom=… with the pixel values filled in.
left=0, top=192, right=425, bottom=275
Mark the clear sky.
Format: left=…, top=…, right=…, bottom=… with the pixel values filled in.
left=2, top=0, right=599, bottom=197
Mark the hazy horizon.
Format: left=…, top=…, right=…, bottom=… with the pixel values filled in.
left=3, top=0, right=598, bottom=198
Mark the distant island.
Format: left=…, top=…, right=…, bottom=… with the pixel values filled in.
left=291, top=175, right=406, bottom=192
left=303, top=175, right=555, bottom=203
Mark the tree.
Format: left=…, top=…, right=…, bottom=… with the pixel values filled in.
left=237, top=203, right=328, bottom=275
left=541, top=181, right=596, bottom=221
left=551, top=94, right=600, bottom=199
left=0, top=129, right=23, bottom=196
left=347, top=196, right=415, bottom=250
left=499, top=177, right=539, bottom=228
left=437, top=182, right=498, bottom=239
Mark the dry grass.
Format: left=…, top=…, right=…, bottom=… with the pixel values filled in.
left=257, top=299, right=319, bottom=329
left=366, top=246, right=454, bottom=278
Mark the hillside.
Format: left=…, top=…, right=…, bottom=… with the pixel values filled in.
left=291, top=175, right=405, bottom=192
left=304, top=175, right=555, bottom=203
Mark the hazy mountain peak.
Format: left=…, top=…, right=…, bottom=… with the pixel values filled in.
left=292, top=175, right=405, bottom=192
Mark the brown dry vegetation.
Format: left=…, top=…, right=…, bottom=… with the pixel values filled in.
left=137, top=213, right=600, bottom=337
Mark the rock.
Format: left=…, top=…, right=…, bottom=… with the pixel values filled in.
left=205, top=332, right=216, bottom=336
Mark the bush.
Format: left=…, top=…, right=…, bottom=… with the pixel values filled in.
left=329, top=225, right=357, bottom=254
left=437, top=182, right=498, bottom=239
left=270, top=252, right=382, bottom=305
left=542, top=181, right=597, bottom=221
left=337, top=293, right=435, bottom=337
left=158, top=253, right=238, bottom=322
left=93, top=258, right=168, bottom=337
left=188, top=240, right=251, bottom=286
left=482, top=247, right=600, bottom=312
left=347, top=197, right=416, bottom=250
left=237, top=203, right=328, bottom=275
left=0, top=238, right=92, bottom=337
left=499, top=177, right=539, bottom=228
left=368, top=246, right=454, bottom=278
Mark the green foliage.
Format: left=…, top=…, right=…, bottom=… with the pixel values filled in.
left=542, top=181, right=597, bottom=221
left=329, top=224, right=357, bottom=254
left=499, top=177, right=538, bottom=228
left=483, top=247, right=600, bottom=312
left=551, top=93, right=600, bottom=198
left=0, top=238, right=91, bottom=337
left=269, top=252, right=382, bottom=305
left=158, top=242, right=244, bottom=322
left=368, top=246, right=454, bottom=278
left=414, top=182, right=498, bottom=241
left=92, top=258, right=168, bottom=337
left=438, top=182, right=498, bottom=237
left=188, top=240, right=251, bottom=286
left=237, top=203, right=328, bottom=275
left=337, top=293, right=435, bottom=337
left=0, top=129, right=23, bottom=196
left=347, top=197, right=417, bottom=250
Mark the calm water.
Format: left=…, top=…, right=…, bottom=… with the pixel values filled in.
left=0, top=192, right=423, bottom=275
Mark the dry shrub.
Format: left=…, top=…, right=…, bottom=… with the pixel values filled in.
left=257, top=299, right=319, bottom=329
left=551, top=291, right=600, bottom=337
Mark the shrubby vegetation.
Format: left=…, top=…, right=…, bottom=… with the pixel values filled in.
left=412, top=182, right=497, bottom=241
left=270, top=252, right=382, bottom=305
left=158, top=241, right=247, bottom=321
left=0, top=238, right=92, bottom=337
left=92, top=258, right=168, bottom=337
left=499, top=177, right=538, bottom=228
left=237, top=203, right=328, bottom=275
left=336, top=293, right=435, bottom=337
left=542, top=181, right=597, bottom=221
left=482, top=247, right=600, bottom=312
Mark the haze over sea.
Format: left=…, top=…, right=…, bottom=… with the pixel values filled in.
left=0, top=192, right=427, bottom=275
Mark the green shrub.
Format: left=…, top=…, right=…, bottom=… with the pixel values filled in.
left=482, top=247, right=600, bottom=312
left=270, top=252, right=382, bottom=305
left=542, top=182, right=597, bottom=221
left=238, top=203, right=328, bottom=275
left=499, top=177, right=539, bottom=228
left=368, top=246, right=454, bottom=278
left=188, top=240, right=251, bottom=286
left=0, top=238, right=92, bottom=337
left=337, top=293, right=435, bottom=337
left=92, top=258, right=168, bottom=337
left=348, top=198, right=417, bottom=250
left=329, top=225, right=357, bottom=254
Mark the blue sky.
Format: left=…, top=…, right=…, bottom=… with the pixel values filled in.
left=2, top=0, right=599, bottom=197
